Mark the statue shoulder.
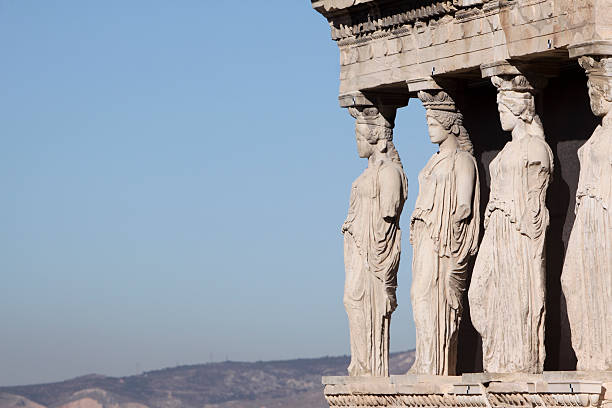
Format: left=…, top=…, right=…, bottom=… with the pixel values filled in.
left=378, top=161, right=406, bottom=183
left=526, top=137, right=552, bottom=170
left=455, top=150, right=477, bottom=175
left=455, top=150, right=476, bottom=167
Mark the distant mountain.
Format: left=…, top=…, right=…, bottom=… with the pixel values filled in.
left=0, top=351, right=415, bottom=408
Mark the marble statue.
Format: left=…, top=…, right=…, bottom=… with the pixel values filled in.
left=342, top=104, right=408, bottom=376
left=409, top=91, right=480, bottom=376
left=561, top=56, right=612, bottom=372
left=313, top=0, right=612, bottom=404
left=468, top=75, right=554, bottom=374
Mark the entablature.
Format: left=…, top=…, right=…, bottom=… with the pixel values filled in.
left=312, top=0, right=612, bottom=96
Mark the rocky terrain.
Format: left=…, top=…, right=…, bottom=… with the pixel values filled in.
left=0, top=351, right=415, bottom=408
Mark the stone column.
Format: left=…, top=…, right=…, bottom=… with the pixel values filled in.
left=469, top=68, right=554, bottom=374
left=560, top=55, right=612, bottom=372
left=339, top=92, right=409, bottom=377
left=405, top=81, right=481, bottom=376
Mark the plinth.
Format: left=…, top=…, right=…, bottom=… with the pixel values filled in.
left=323, top=372, right=612, bottom=407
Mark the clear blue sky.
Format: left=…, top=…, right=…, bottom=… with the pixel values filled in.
left=0, top=1, right=435, bottom=386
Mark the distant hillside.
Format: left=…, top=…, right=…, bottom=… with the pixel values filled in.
left=0, top=351, right=415, bottom=408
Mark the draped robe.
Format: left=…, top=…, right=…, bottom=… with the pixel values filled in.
left=561, top=123, right=612, bottom=371
left=343, top=159, right=408, bottom=376
left=409, top=149, right=480, bottom=375
left=468, top=135, right=553, bottom=373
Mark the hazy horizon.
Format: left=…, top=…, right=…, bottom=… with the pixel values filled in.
left=1, top=1, right=435, bottom=386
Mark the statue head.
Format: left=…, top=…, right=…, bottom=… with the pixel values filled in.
left=579, top=56, right=612, bottom=117
left=348, top=106, right=403, bottom=165
left=418, top=90, right=474, bottom=155
left=354, top=123, right=393, bottom=158
left=492, top=76, right=537, bottom=132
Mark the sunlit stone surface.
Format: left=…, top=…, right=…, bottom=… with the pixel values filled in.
left=469, top=75, right=553, bottom=374
left=312, top=0, right=612, bottom=406
left=342, top=103, right=408, bottom=377
left=561, top=56, right=612, bottom=373
left=410, top=90, right=480, bottom=376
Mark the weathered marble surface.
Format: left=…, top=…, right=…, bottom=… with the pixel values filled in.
left=312, top=0, right=612, bottom=95
left=311, top=0, right=612, bottom=386
left=469, top=75, right=553, bottom=374
left=561, top=56, right=612, bottom=372
left=409, top=90, right=480, bottom=376
left=323, top=373, right=612, bottom=408
left=342, top=104, right=408, bottom=376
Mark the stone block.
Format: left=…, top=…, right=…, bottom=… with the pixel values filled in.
left=323, top=373, right=612, bottom=407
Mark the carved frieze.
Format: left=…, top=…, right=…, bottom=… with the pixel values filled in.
left=330, top=1, right=456, bottom=42
left=314, top=0, right=611, bottom=93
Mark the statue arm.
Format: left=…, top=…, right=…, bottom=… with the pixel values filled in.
left=378, top=165, right=404, bottom=314
left=445, top=153, right=476, bottom=309
left=379, top=165, right=403, bottom=222
left=522, top=139, right=552, bottom=238
left=527, top=139, right=551, bottom=173
left=454, top=153, right=476, bottom=223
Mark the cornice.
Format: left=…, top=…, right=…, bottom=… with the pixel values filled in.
left=314, top=0, right=499, bottom=42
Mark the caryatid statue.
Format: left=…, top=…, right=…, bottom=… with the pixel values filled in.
left=469, top=75, right=553, bottom=374
left=409, top=90, right=480, bottom=376
left=561, top=56, right=612, bottom=371
left=342, top=103, right=408, bottom=376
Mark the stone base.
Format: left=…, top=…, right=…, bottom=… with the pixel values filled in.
left=323, top=372, right=612, bottom=407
